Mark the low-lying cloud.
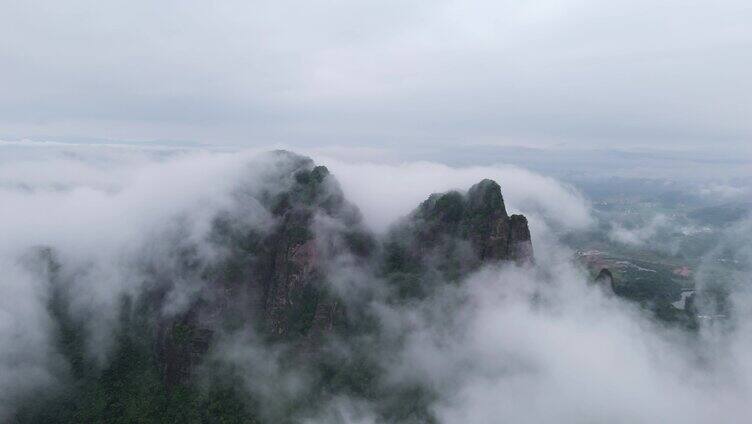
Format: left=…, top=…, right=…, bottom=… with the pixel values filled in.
left=310, top=156, right=594, bottom=233
left=608, top=214, right=669, bottom=246
left=0, top=143, right=750, bottom=423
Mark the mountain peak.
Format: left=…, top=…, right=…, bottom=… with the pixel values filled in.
left=386, top=178, right=534, bottom=289
left=467, top=178, right=508, bottom=220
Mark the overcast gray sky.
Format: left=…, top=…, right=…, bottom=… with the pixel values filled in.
left=1, top=0, right=750, bottom=153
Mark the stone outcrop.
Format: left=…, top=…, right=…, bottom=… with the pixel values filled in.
left=380, top=178, right=534, bottom=298
left=595, top=268, right=615, bottom=293
left=386, top=178, right=533, bottom=270
left=509, top=214, right=534, bottom=264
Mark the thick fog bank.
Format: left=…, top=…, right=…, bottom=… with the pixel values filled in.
left=0, top=144, right=750, bottom=423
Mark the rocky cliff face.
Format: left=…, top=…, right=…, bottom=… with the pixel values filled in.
left=382, top=178, right=534, bottom=296
left=244, top=155, right=369, bottom=338
left=595, top=268, right=615, bottom=293
left=155, top=152, right=533, bottom=385
left=410, top=178, right=533, bottom=264
left=158, top=151, right=374, bottom=385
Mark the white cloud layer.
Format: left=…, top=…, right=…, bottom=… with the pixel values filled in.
left=608, top=214, right=669, bottom=246
left=311, top=156, right=593, bottom=233
left=0, top=144, right=750, bottom=423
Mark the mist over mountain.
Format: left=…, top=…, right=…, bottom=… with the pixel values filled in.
left=0, top=144, right=750, bottom=423
left=1, top=0, right=750, bottom=421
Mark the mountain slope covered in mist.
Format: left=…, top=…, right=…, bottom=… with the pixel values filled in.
left=12, top=151, right=535, bottom=423
left=2, top=147, right=751, bottom=423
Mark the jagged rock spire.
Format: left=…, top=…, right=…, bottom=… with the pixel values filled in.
left=386, top=178, right=534, bottom=288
